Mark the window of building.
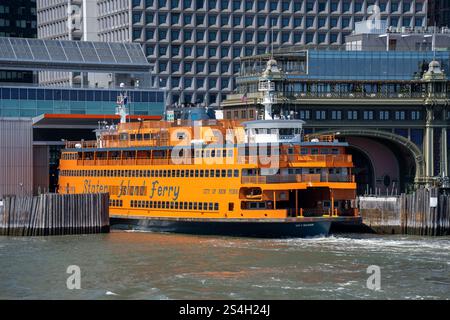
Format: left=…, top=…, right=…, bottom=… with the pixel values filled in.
left=395, top=111, right=405, bottom=120
left=315, top=110, right=326, bottom=120
left=379, top=111, right=389, bottom=120
left=363, top=111, right=374, bottom=120
left=257, top=0, right=265, bottom=11
left=348, top=110, right=358, bottom=120
left=411, top=111, right=421, bottom=120
left=331, top=110, right=341, bottom=120
left=318, top=1, right=326, bottom=11
left=245, top=16, right=253, bottom=27
left=220, top=0, right=229, bottom=10
left=245, top=0, right=253, bottom=11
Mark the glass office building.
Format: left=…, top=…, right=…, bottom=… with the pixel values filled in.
left=238, top=50, right=450, bottom=87
left=0, top=87, right=165, bottom=117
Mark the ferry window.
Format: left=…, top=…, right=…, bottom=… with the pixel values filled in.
left=136, top=134, right=143, bottom=140
left=250, top=202, right=258, bottom=209
left=119, top=133, right=128, bottom=140
left=227, top=150, right=233, bottom=157
left=144, top=133, right=150, bottom=140
left=288, top=148, right=294, bottom=154
left=222, top=150, right=227, bottom=157
left=195, top=150, right=200, bottom=158
left=195, top=170, right=199, bottom=177
left=198, top=203, right=203, bottom=210
left=311, top=149, right=319, bottom=155
left=209, top=203, right=213, bottom=211
left=323, top=201, right=331, bottom=208
left=189, top=202, right=193, bottom=210
left=167, top=201, right=171, bottom=209
left=214, top=203, right=219, bottom=211
left=228, top=203, right=234, bottom=211
left=163, top=170, right=167, bottom=177
left=205, top=150, right=210, bottom=157
left=184, top=202, right=188, bottom=210
left=309, top=168, right=315, bottom=174
left=175, top=202, right=179, bottom=209
left=172, top=170, right=176, bottom=177
left=193, top=202, right=198, bottom=210
left=216, top=169, right=220, bottom=177
left=234, top=170, right=239, bottom=177
left=221, top=170, right=226, bottom=177
left=180, top=170, right=185, bottom=177
left=288, top=169, right=294, bottom=174
left=200, top=170, right=204, bottom=177
left=210, top=170, right=215, bottom=177
left=227, top=169, right=232, bottom=177
left=320, top=148, right=329, bottom=154
left=205, top=170, right=209, bottom=177
left=130, top=134, right=136, bottom=140
left=332, top=148, right=339, bottom=154
left=157, top=201, right=162, bottom=208
left=211, top=150, right=216, bottom=157
left=167, top=170, right=172, bottom=177
left=161, top=202, right=166, bottom=209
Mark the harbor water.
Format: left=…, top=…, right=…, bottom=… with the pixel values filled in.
left=0, top=231, right=449, bottom=300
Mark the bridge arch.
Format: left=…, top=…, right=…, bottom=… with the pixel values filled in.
left=312, top=129, right=425, bottom=191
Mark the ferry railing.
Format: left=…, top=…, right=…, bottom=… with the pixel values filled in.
left=65, top=141, right=98, bottom=149
left=241, top=174, right=355, bottom=184
left=238, top=154, right=352, bottom=166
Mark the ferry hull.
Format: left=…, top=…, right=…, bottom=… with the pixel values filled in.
left=110, top=216, right=335, bottom=238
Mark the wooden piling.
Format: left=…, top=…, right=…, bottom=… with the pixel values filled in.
left=359, top=188, right=450, bottom=236
left=0, top=193, right=109, bottom=236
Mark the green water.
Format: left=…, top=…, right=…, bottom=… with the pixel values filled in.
left=0, top=231, right=449, bottom=299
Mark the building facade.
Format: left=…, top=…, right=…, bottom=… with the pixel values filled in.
left=38, top=0, right=429, bottom=105
left=221, top=48, right=449, bottom=193
left=0, top=0, right=37, bottom=84
left=37, top=0, right=102, bottom=86
left=428, top=0, right=450, bottom=28
left=0, top=86, right=165, bottom=118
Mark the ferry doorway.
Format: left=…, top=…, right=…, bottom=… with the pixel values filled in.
left=293, top=188, right=332, bottom=217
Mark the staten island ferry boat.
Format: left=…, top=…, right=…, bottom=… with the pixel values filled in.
left=58, top=62, right=359, bottom=238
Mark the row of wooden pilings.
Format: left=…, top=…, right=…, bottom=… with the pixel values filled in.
left=359, top=188, right=450, bottom=236
left=0, top=193, right=110, bottom=236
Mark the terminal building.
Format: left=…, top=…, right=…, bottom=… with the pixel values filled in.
left=0, top=37, right=165, bottom=197
left=220, top=30, right=450, bottom=194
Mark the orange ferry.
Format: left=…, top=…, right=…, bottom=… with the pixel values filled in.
left=58, top=117, right=359, bottom=237
left=58, top=60, right=359, bottom=237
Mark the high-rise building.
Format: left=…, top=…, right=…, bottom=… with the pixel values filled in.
left=0, top=0, right=37, bottom=83
left=428, top=0, right=450, bottom=28
left=37, top=0, right=100, bottom=86
left=38, top=0, right=429, bottom=106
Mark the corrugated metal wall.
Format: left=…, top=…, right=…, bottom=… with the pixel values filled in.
left=33, top=145, right=49, bottom=194
left=0, top=118, right=33, bottom=197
